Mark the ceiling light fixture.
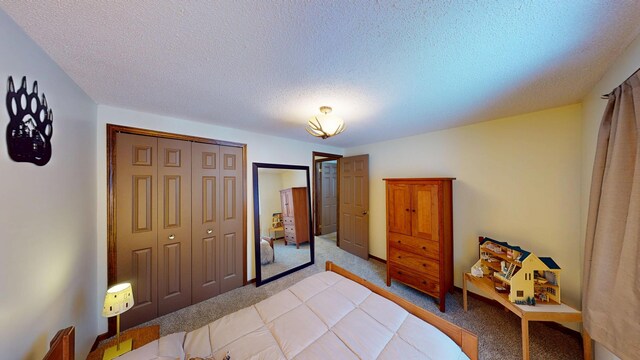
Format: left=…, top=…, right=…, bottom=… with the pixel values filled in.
left=306, top=106, right=345, bottom=139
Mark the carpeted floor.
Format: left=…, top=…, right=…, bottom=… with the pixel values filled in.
left=126, top=234, right=583, bottom=359
left=260, top=238, right=311, bottom=280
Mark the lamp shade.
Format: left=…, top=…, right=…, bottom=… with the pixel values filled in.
left=306, top=106, right=345, bottom=139
left=102, top=282, right=134, bottom=318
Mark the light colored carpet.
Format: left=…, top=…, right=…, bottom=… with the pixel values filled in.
left=123, top=234, right=582, bottom=359
left=260, top=239, right=311, bottom=280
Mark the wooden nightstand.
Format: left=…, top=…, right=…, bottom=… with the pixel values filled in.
left=87, top=325, right=160, bottom=360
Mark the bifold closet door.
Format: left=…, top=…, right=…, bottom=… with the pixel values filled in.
left=157, top=138, right=192, bottom=316
left=220, top=145, right=244, bottom=293
left=115, top=132, right=244, bottom=327
left=191, top=143, right=221, bottom=303
left=116, top=133, right=159, bottom=328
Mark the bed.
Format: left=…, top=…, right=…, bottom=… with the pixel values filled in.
left=43, top=326, right=74, bottom=360
left=119, top=261, right=478, bottom=360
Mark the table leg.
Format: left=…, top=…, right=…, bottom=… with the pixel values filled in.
left=463, top=273, right=468, bottom=311
left=582, top=328, right=592, bottom=360
left=521, top=317, right=530, bottom=360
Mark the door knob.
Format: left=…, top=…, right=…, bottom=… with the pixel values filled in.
left=207, top=229, right=213, bottom=234
left=168, top=234, right=175, bottom=240
left=362, top=210, right=368, bottom=215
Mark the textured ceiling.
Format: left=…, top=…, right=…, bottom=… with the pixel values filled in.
left=2, top=1, right=640, bottom=147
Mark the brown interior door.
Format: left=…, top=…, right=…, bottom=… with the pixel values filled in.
left=338, top=154, right=369, bottom=259
left=320, top=161, right=337, bottom=235
left=157, top=138, right=192, bottom=316
left=116, top=133, right=159, bottom=329
left=219, top=145, right=244, bottom=293
left=191, top=143, right=221, bottom=303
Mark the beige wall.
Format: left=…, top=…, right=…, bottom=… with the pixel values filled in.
left=0, top=9, right=98, bottom=359
left=257, top=169, right=308, bottom=236
left=95, top=105, right=342, bottom=335
left=580, top=32, right=640, bottom=360
left=346, top=104, right=584, bottom=308
left=258, top=172, right=284, bottom=236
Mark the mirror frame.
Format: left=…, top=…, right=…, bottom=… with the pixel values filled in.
left=253, top=162, right=315, bottom=286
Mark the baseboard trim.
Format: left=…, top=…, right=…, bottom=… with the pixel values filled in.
left=368, top=254, right=386, bottom=264
left=453, top=286, right=582, bottom=341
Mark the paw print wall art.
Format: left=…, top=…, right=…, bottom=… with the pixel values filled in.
left=5, top=76, right=53, bottom=166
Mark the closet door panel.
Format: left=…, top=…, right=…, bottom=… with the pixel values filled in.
left=220, top=145, right=244, bottom=293
left=116, top=133, right=158, bottom=329
left=192, top=143, right=221, bottom=303
left=157, top=138, right=192, bottom=315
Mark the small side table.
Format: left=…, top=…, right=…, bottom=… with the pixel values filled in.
left=87, top=325, right=160, bottom=360
left=463, top=273, right=592, bottom=360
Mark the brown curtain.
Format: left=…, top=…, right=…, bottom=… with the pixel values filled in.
left=583, top=71, right=640, bottom=360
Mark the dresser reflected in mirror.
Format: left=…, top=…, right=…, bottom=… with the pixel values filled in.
left=253, top=163, right=314, bottom=286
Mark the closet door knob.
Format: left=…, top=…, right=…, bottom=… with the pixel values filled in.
left=168, top=234, right=175, bottom=240
left=207, top=229, right=213, bottom=234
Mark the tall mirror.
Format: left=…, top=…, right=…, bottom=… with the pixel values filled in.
left=253, top=163, right=314, bottom=286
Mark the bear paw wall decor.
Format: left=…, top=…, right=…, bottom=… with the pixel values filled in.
left=5, top=76, right=53, bottom=166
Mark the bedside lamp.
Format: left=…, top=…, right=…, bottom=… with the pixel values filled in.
left=102, top=282, right=134, bottom=360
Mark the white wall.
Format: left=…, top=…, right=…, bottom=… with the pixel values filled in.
left=0, top=9, right=98, bottom=359
left=346, top=104, right=584, bottom=309
left=95, top=105, right=342, bottom=334
left=258, top=172, right=283, bottom=236
left=580, top=32, right=640, bottom=360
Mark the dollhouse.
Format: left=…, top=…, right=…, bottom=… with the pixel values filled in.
left=472, top=237, right=561, bottom=305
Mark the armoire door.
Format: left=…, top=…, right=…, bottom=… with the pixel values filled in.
left=191, top=143, right=221, bottom=303
left=116, top=133, right=159, bottom=328
left=219, top=145, right=244, bottom=293
left=157, top=138, right=192, bottom=316
left=386, top=183, right=412, bottom=236
left=280, top=189, right=293, bottom=218
left=411, top=184, right=440, bottom=241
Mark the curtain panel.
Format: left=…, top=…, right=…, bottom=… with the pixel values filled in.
left=583, top=71, right=640, bottom=360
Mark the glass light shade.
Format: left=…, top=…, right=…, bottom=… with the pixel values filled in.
left=306, top=112, right=346, bottom=139
left=102, top=282, right=134, bottom=317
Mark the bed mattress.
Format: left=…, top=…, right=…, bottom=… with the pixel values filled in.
left=120, top=271, right=470, bottom=360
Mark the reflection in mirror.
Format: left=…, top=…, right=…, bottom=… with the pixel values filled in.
left=253, top=163, right=314, bottom=286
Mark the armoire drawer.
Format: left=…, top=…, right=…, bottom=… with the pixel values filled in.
left=388, top=247, right=439, bottom=279
left=283, top=217, right=295, bottom=225
left=389, top=232, right=439, bottom=260
left=284, top=234, right=296, bottom=243
left=389, top=264, right=440, bottom=296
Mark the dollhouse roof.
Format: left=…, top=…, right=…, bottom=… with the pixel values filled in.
left=539, top=257, right=561, bottom=269
left=480, top=237, right=532, bottom=261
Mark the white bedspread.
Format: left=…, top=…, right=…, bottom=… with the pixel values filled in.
left=121, top=271, right=470, bottom=360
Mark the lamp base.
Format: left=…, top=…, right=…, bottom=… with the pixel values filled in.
left=102, top=338, right=133, bottom=360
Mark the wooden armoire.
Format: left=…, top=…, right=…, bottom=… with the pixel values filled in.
left=384, top=178, right=455, bottom=312
left=279, top=187, right=310, bottom=248
left=110, top=126, right=245, bottom=329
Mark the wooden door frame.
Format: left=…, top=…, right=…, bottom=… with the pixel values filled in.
left=311, top=152, right=342, bottom=241
left=106, top=124, right=247, bottom=335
